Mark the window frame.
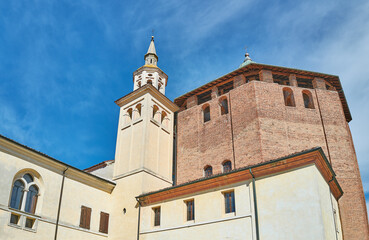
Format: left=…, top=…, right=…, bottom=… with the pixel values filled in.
left=282, top=87, right=296, bottom=107
left=204, top=165, right=213, bottom=177
left=223, top=190, right=236, bottom=214
left=153, top=206, right=161, bottom=227
left=185, top=199, right=195, bottom=221
left=222, top=161, right=232, bottom=173
left=203, top=105, right=211, bottom=123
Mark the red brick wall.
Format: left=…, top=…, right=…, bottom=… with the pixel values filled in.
left=176, top=79, right=369, bottom=239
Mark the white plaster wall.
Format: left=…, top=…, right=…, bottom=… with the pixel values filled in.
left=256, top=165, right=340, bottom=240
left=139, top=182, right=254, bottom=240
left=0, top=147, right=111, bottom=240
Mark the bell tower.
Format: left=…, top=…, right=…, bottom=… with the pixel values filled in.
left=132, top=36, right=168, bottom=95
left=113, top=36, right=178, bottom=188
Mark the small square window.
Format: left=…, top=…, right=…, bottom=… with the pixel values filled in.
left=10, top=214, right=20, bottom=225
left=185, top=200, right=195, bottom=221
left=25, top=218, right=35, bottom=229
left=153, top=207, right=160, bottom=226
left=224, top=191, right=235, bottom=214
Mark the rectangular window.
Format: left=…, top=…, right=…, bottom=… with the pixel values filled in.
left=80, top=206, right=91, bottom=229
left=10, top=213, right=20, bottom=225
left=224, top=191, right=235, bottom=214
left=153, top=207, right=161, bottom=226
left=99, top=212, right=109, bottom=234
left=25, top=217, right=35, bottom=229
left=186, top=200, right=195, bottom=221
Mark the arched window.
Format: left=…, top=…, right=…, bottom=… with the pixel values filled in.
left=203, top=105, right=210, bottom=122
left=10, top=180, right=24, bottom=210
left=222, top=161, right=232, bottom=173
left=127, top=108, right=133, bottom=120
left=147, top=80, right=153, bottom=85
left=135, top=104, right=142, bottom=120
left=137, top=81, right=141, bottom=88
left=220, top=98, right=229, bottom=115
left=161, top=111, right=167, bottom=123
left=25, top=185, right=39, bottom=214
left=204, top=166, right=213, bottom=177
left=283, top=88, right=295, bottom=107
left=158, top=83, right=162, bottom=90
left=9, top=173, right=39, bottom=214
left=153, top=105, right=159, bottom=119
left=302, top=91, right=314, bottom=109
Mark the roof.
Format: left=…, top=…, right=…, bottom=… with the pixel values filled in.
left=84, top=160, right=114, bottom=173
left=137, top=147, right=343, bottom=206
left=174, top=63, right=352, bottom=122
left=0, top=134, right=116, bottom=192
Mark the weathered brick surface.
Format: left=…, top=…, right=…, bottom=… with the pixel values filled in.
left=176, top=76, right=369, bottom=239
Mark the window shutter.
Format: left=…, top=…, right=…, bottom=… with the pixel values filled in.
left=80, top=206, right=91, bottom=229
left=80, top=207, right=86, bottom=227
left=86, top=207, right=91, bottom=230
left=99, top=212, right=109, bottom=234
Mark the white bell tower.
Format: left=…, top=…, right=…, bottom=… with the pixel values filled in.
left=132, top=36, right=168, bottom=95
left=113, top=36, right=178, bottom=186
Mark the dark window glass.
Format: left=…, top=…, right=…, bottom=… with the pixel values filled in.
left=25, top=185, right=38, bottom=214
left=203, top=106, right=210, bottom=122
left=25, top=218, right=35, bottom=229
left=10, top=180, right=24, bottom=210
left=303, top=92, right=314, bottom=109
left=220, top=99, right=229, bottom=115
left=23, top=174, right=33, bottom=183
left=154, top=207, right=160, bottom=226
left=204, top=166, right=213, bottom=177
left=186, top=200, right=195, bottom=221
left=10, top=214, right=20, bottom=225
left=223, top=161, right=232, bottom=173
left=224, top=191, right=235, bottom=213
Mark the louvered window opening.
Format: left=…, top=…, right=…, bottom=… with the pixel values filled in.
left=218, top=81, right=233, bottom=96
left=197, top=90, right=212, bottom=105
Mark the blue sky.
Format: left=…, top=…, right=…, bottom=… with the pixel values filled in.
left=0, top=1, right=368, bottom=214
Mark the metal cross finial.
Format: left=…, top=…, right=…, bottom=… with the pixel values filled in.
left=151, top=29, right=155, bottom=40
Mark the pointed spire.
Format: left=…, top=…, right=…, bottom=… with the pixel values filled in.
left=146, top=36, right=157, bottom=55
left=239, top=48, right=254, bottom=68
left=145, top=36, right=158, bottom=66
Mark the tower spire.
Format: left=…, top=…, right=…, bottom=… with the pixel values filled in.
left=145, top=36, right=158, bottom=66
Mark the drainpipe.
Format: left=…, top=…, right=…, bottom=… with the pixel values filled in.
left=228, top=92, right=237, bottom=169
left=54, top=167, right=68, bottom=240
left=249, top=168, right=260, bottom=240
left=136, top=198, right=142, bottom=240
left=314, top=89, right=332, bottom=163
left=172, top=112, right=178, bottom=186
left=328, top=177, right=339, bottom=240
left=315, top=89, right=340, bottom=239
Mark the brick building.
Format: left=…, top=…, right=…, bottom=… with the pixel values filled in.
left=174, top=52, right=368, bottom=239
left=1, top=37, right=368, bottom=239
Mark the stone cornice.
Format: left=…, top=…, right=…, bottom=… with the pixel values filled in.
left=115, top=84, right=179, bottom=112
